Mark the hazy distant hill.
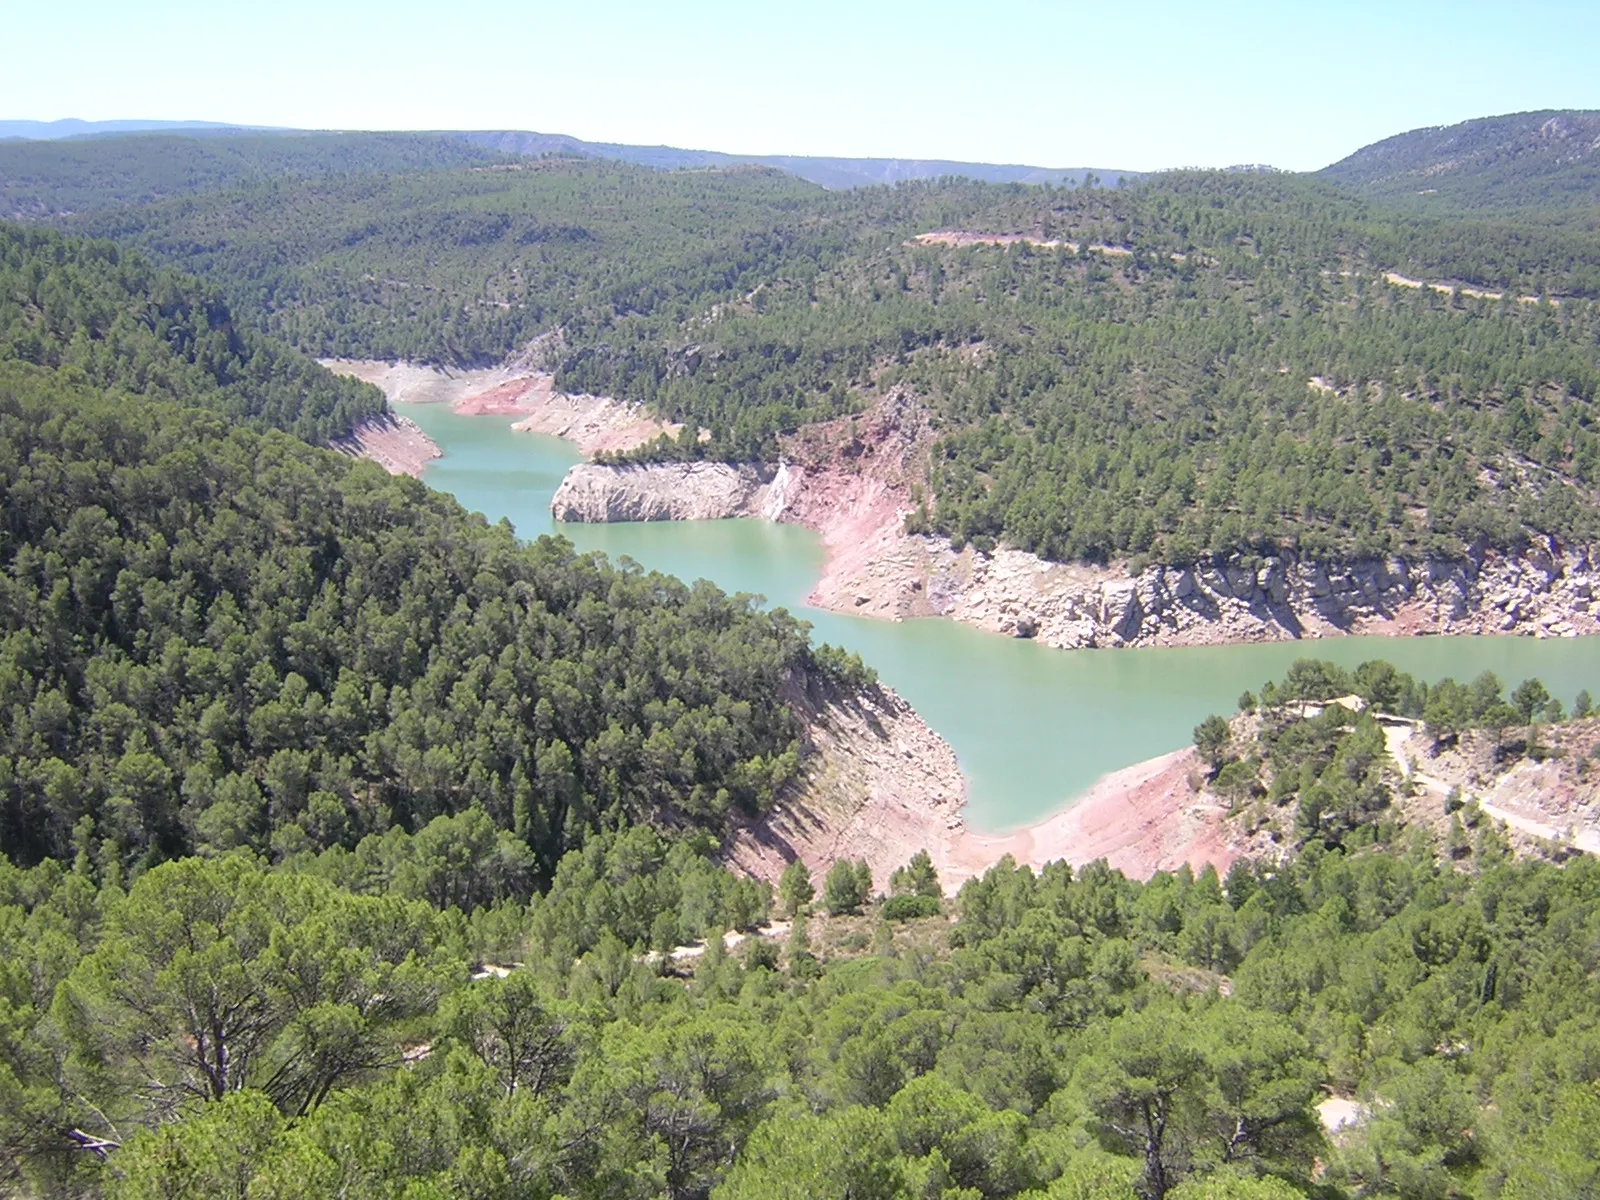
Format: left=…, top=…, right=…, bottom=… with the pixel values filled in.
left=0, top=132, right=508, bottom=218
left=1319, top=110, right=1600, bottom=209
left=0, top=118, right=259, bottom=139
left=450, top=130, right=1133, bottom=189
left=0, top=120, right=1133, bottom=194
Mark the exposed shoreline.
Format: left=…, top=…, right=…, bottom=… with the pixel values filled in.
left=334, top=358, right=1600, bottom=656
left=328, top=412, right=443, bottom=478
left=322, top=359, right=1238, bottom=887
left=726, top=673, right=1237, bottom=893
left=321, top=358, right=682, bottom=457
left=551, top=463, right=1600, bottom=652
left=321, top=358, right=1600, bottom=891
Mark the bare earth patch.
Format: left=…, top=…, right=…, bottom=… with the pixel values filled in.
left=327, top=412, right=442, bottom=478
left=321, top=359, right=681, bottom=456
left=726, top=674, right=1239, bottom=895
left=912, top=230, right=1134, bottom=256
left=1381, top=271, right=1558, bottom=306
left=510, top=383, right=689, bottom=456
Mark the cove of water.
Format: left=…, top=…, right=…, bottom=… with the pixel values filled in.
left=404, top=404, right=1600, bottom=833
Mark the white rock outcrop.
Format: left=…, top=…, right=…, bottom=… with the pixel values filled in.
left=551, top=462, right=775, bottom=523
left=550, top=462, right=1600, bottom=648
left=913, top=540, right=1600, bottom=648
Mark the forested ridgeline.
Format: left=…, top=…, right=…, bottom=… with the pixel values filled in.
left=0, top=361, right=854, bottom=876
left=0, top=223, right=385, bottom=442
left=1318, top=109, right=1600, bottom=212
left=0, top=220, right=890, bottom=882
left=5, top=810, right=1600, bottom=1198
left=0, top=132, right=511, bottom=220
left=32, top=156, right=1600, bottom=565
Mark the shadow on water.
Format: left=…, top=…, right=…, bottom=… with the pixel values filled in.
left=405, top=404, right=1600, bottom=833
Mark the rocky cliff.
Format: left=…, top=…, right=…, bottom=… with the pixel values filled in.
left=549, top=459, right=1600, bottom=647
left=551, top=461, right=798, bottom=523
left=896, top=539, right=1600, bottom=648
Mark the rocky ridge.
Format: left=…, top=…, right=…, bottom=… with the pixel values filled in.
left=836, top=537, right=1600, bottom=648
left=549, top=458, right=1600, bottom=648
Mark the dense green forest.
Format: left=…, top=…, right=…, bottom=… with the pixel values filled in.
left=3, top=636, right=1596, bottom=1200
left=25, top=151, right=1600, bottom=565
left=1319, top=110, right=1600, bottom=211
left=0, top=223, right=880, bottom=875
left=0, top=361, right=837, bottom=874
left=5, top=790, right=1600, bottom=1199
left=0, top=224, right=384, bottom=442
left=0, top=133, right=508, bottom=220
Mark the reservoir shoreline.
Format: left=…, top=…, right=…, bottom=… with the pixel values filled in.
left=326, top=358, right=1600, bottom=870
left=330, top=358, right=1600, bottom=654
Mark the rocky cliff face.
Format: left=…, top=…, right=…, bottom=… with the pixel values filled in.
left=549, top=461, right=1600, bottom=647
left=551, top=462, right=798, bottom=523
left=907, top=540, right=1600, bottom=648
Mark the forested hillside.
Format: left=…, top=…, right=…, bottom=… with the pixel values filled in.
left=6, top=789, right=1599, bottom=1199
left=50, top=153, right=1600, bottom=564
left=38, top=157, right=1600, bottom=565
left=0, top=223, right=384, bottom=441
left=0, top=132, right=507, bottom=219
left=1320, top=109, right=1600, bottom=210
left=0, top=225, right=875, bottom=878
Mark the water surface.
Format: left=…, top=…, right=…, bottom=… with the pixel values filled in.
left=406, top=405, right=1600, bottom=832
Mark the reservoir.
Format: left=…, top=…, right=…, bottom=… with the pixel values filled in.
left=405, top=404, right=1600, bottom=833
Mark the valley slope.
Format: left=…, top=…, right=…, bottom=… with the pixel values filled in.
left=1320, top=108, right=1600, bottom=210
left=13, top=123, right=1600, bottom=653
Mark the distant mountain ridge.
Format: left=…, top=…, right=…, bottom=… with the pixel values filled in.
left=0, top=119, right=1134, bottom=192
left=448, top=130, right=1132, bottom=189
left=1319, top=109, right=1600, bottom=209
left=0, top=132, right=510, bottom=219
left=9, top=111, right=1600, bottom=208
left=0, top=118, right=270, bottom=139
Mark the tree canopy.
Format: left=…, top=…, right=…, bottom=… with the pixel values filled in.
left=26, top=159, right=1600, bottom=565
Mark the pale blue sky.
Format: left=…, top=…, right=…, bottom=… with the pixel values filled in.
left=6, top=0, right=1599, bottom=171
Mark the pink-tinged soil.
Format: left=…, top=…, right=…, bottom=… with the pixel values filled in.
left=958, top=748, right=1238, bottom=882
left=453, top=376, right=545, bottom=416
left=328, top=413, right=442, bottom=478
left=726, top=672, right=1238, bottom=896
left=769, top=391, right=939, bottom=618
left=510, top=384, right=688, bottom=456
left=321, top=359, right=681, bottom=457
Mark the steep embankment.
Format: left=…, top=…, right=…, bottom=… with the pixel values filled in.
left=552, top=462, right=792, bottom=522
left=823, top=536, right=1600, bottom=647
left=726, top=676, right=1239, bottom=893
left=323, top=359, right=683, bottom=457
left=328, top=412, right=442, bottom=478
left=548, top=393, right=1600, bottom=648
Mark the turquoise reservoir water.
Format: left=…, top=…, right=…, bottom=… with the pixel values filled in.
left=405, top=405, right=1600, bottom=832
